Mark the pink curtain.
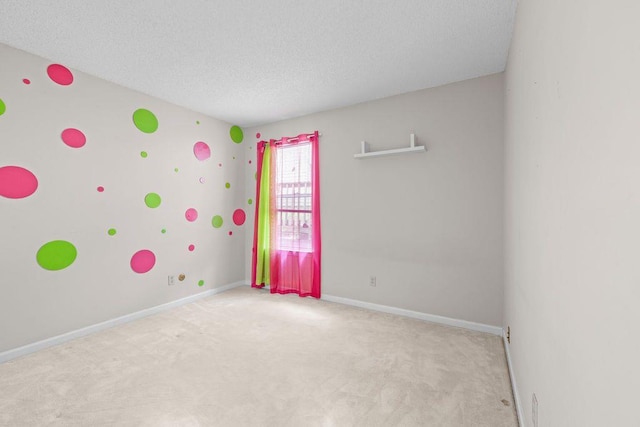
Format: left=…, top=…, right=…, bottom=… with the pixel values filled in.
left=251, top=131, right=321, bottom=298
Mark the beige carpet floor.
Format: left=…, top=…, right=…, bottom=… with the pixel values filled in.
left=0, top=286, right=517, bottom=426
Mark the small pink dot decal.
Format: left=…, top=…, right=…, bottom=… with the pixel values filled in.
left=97, top=186, right=104, bottom=192
left=256, top=133, right=261, bottom=138
left=193, top=141, right=211, bottom=161
left=228, top=231, right=233, bottom=236
left=185, top=208, right=198, bottom=222
left=61, top=128, right=86, bottom=148
left=23, top=79, right=31, bottom=85
left=188, top=244, right=195, bottom=252
left=218, top=163, right=222, bottom=167
left=0, top=166, right=38, bottom=199
left=248, top=160, right=252, bottom=164
left=130, top=249, right=156, bottom=274
left=47, top=64, right=74, bottom=86
left=232, top=209, right=246, bottom=226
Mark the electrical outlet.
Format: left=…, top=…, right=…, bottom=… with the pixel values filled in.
left=168, top=275, right=175, bottom=286
left=369, top=276, right=377, bottom=287
left=532, top=393, right=538, bottom=427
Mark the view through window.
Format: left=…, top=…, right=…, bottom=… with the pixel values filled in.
left=274, top=142, right=313, bottom=252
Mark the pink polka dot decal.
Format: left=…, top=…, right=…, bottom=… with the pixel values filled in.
left=256, top=132, right=261, bottom=138
left=47, top=64, right=74, bottom=86
left=61, top=128, right=86, bottom=148
left=97, top=186, right=104, bottom=192
left=23, top=78, right=31, bottom=85
left=185, top=208, right=198, bottom=222
left=188, top=244, right=195, bottom=252
left=0, top=166, right=38, bottom=199
left=193, top=141, right=211, bottom=161
left=130, top=249, right=156, bottom=274
left=232, top=209, right=246, bottom=226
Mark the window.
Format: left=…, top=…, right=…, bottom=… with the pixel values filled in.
left=274, top=142, right=313, bottom=252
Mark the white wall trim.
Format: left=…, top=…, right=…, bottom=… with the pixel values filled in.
left=321, top=293, right=503, bottom=336
left=503, top=330, right=524, bottom=427
left=0, top=281, right=246, bottom=364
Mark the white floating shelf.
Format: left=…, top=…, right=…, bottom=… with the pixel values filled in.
left=354, top=145, right=426, bottom=159
left=354, top=133, right=426, bottom=159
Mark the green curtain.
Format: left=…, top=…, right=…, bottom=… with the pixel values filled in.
left=255, top=144, right=271, bottom=285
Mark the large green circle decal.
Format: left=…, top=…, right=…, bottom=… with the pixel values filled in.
left=37, top=240, right=77, bottom=271
left=0, top=98, right=6, bottom=116
left=230, top=125, right=243, bottom=143
left=211, top=215, right=223, bottom=228
left=133, top=109, right=158, bottom=133
left=145, top=192, right=162, bottom=208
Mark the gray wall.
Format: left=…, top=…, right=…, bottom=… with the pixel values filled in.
left=245, top=73, right=505, bottom=326
left=504, top=0, right=640, bottom=425
left=0, top=44, right=247, bottom=353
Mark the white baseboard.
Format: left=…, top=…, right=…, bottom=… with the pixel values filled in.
left=321, top=293, right=503, bottom=336
left=503, top=330, right=524, bottom=427
left=0, top=281, right=246, bottom=364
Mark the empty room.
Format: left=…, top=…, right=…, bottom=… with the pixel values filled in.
left=1, top=0, right=638, bottom=426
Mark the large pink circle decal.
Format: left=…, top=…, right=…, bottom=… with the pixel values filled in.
left=185, top=208, right=198, bottom=222
left=0, top=166, right=38, bottom=199
left=47, top=64, right=74, bottom=86
left=232, top=209, right=246, bottom=226
left=61, top=128, right=86, bottom=148
left=130, top=249, right=156, bottom=274
left=193, top=142, right=211, bottom=161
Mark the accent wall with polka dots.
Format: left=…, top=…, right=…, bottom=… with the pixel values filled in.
left=0, top=43, right=248, bottom=353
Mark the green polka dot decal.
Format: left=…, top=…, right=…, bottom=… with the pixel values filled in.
left=108, top=228, right=117, bottom=236
left=161, top=228, right=167, bottom=234
left=248, top=198, right=253, bottom=205
left=144, top=192, right=162, bottom=208
left=0, top=98, right=5, bottom=116
left=198, top=280, right=204, bottom=287
left=36, top=240, right=77, bottom=271
left=225, top=182, right=231, bottom=189
left=133, top=109, right=158, bottom=133
left=140, top=151, right=148, bottom=158
left=230, top=125, right=243, bottom=143
left=174, top=168, right=179, bottom=172
left=212, top=215, right=223, bottom=228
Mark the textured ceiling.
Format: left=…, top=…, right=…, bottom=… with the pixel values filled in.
left=0, top=0, right=517, bottom=127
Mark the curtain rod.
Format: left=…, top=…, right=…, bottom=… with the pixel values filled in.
left=261, top=131, right=321, bottom=146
